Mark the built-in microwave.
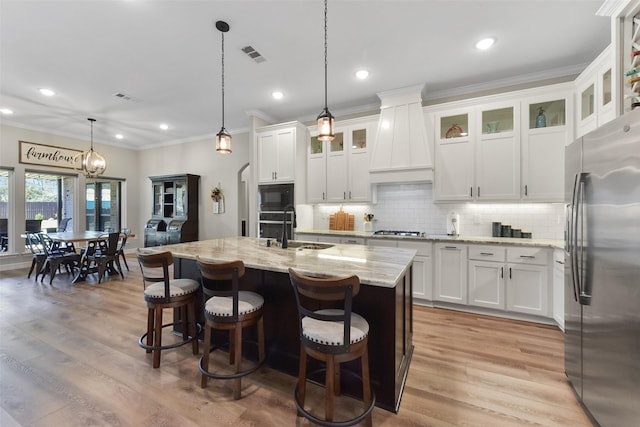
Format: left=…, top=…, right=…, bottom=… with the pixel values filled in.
left=258, top=183, right=294, bottom=212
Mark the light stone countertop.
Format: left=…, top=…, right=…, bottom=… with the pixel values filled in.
left=295, top=229, right=564, bottom=249
left=150, top=236, right=416, bottom=288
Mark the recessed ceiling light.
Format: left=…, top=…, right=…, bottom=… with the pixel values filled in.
left=272, top=91, right=284, bottom=100
left=159, top=123, right=169, bottom=130
left=39, top=88, right=56, bottom=96
left=0, top=108, right=13, bottom=115
left=475, top=37, right=495, bottom=50
left=115, top=134, right=124, bottom=140
left=355, top=70, right=369, bottom=80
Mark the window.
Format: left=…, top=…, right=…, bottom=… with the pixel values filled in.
left=0, top=169, right=10, bottom=253
left=86, top=179, right=122, bottom=232
left=25, top=172, right=75, bottom=233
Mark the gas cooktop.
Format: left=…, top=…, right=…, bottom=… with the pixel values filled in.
left=373, top=230, right=423, bottom=237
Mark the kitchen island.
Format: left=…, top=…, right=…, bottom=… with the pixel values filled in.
left=149, top=236, right=415, bottom=413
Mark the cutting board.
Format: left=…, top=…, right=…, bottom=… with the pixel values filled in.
left=329, top=209, right=354, bottom=231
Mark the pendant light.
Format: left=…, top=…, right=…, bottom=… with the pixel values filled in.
left=215, top=20, right=232, bottom=154
left=317, top=0, right=335, bottom=142
left=76, top=118, right=106, bottom=177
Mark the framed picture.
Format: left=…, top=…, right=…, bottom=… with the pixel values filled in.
left=19, top=140, right=82, bottom=170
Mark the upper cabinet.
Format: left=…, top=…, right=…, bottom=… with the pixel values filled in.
left=306, top=118, right=374, bottom=203
left=575, top=45, right=614, bottom=138
left=432, top=83, right=572, bottom=203
left=521, top=87, right=572, bottom=202
left=257, top=121, right=308, bottom=204
left=434, top=101, right=520, bottom=201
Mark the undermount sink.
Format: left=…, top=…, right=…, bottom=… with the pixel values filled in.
left=285, top=241, right=334, bottom=250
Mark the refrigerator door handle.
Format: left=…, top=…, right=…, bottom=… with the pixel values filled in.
left=575, top=172, right=592, bottom=306
left=569, top=173, right=580, bottom=302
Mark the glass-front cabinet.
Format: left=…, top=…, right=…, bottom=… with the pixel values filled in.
left=306, top=118, right=373, bottom=203
left=434, top=109, right=474, bottom=201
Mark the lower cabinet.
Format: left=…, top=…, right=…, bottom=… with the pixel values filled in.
left=505, top=246, right=550, bottom=317
left=468, top=246, right=506, bottom=309
left=397, top=240, right=432, bottom=302
left=553, top=249, right=565, bottom=329
left=434, top=243, right=468, bottom=304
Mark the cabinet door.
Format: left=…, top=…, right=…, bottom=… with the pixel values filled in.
left=507, top=263, right=548, bottom=316
left=434, top=110, right=474, bottom=201
left=275, top=129, right=295, bottom=182
left=553, top=250, right=565, bottom=329
left=347, top=126, right=371, bottom=202
left=435, top=244, right=467, bottom=304
left=469, top=260, right=505, bottom=309
left=521, top=97, right=568, bottom=202
left=326, top=131, right=348, bottom=201
left=258, top=133, right=278, bottom=183
left=411, top=255, right=432, bottom=301
left=307, top=134, right=326, bottom=203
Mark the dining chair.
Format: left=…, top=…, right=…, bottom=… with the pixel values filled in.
left=25, top=232, right=47, bottom=280
left=39, top=233, right=81, bottom=285
left=288, top=268, right=375, bottom=427
left=116, top=228, right=131, bottom=271
left=57, top=217, right=72, bottom=232
left=93, top=232, right=125, bottom=283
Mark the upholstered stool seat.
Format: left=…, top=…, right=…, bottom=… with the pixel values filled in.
left=136, top=250, right=200, bottom=369
left=197, top=257, right=266, bottom=400
left=289, top=268, right=375, bottom=427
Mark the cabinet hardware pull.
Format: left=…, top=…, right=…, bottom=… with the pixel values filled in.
left=470, top=187, right=473, bottom=197
left=509, top=267, right=512, bottom=279
left=478, top=186, right=480, bottom=197
left=322, top=192, right=325, bottom=200
left=519, top=255, right=536, bottom=259
left=525, top=184, right=528, bottom=196
left=480, top=252, right=494, bottom=256
left=444, top=246, right=457, bottom=249
left=275, top=171, right=277, bottom=180
left=501, top=267, right=504, bottom=278
left=555, top=260, right=565, bottom=265
left=349, top=191, right=352, bottom=199
left=343, top=191, right=346, bottom=200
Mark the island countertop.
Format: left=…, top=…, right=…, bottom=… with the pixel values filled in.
left=151, top=236, right=416, bottom=288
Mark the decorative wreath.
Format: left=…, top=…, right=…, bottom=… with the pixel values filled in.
left=211, top=186, right=223, bottom=202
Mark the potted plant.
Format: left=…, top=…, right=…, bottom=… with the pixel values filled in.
left=211, top=185, right=224, bottom=214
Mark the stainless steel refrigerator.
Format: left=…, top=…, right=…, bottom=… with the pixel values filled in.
left=565, top=109, right=640, bottom=426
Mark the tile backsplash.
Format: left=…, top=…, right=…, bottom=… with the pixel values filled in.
left=309, top=182, right=565, bottom=240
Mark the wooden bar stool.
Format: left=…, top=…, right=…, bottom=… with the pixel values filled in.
left=136, top=250, right=199, bottom=368
left=196, top=257, right=265, bottom=400
left=288, top=268, right=375, bottom=427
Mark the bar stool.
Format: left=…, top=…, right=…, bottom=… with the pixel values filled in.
left=288, top=268, right=375, bottom=427
left=196, top=257, right=265, bottom=400
left=136, top=250, right=199, bottom=368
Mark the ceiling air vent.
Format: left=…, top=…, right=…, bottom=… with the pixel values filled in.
left=112, top=92, right=142, bottom=102
left=241, top=46, right=266, bottom=63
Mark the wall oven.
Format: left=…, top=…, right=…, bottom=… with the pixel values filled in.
left=258, top=183, right=294, bottom=239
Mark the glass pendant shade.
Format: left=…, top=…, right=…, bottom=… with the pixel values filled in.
left=317, top=108, right=335, bottom=142
left=216, top=127, right=232, bottom=153
left=76, top=118, right=106, bottom=178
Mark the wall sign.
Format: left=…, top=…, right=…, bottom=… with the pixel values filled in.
left=19, top=140, right=82, bottom=170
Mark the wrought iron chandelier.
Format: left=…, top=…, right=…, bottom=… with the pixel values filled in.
left=215, top=20, right=232, bottom=153
left=76, top=118, right=106, bottom=177
left=317, top=0, right=335, bottom=142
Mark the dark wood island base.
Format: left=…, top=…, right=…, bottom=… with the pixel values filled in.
left=173, top=256, right=413, bottom=413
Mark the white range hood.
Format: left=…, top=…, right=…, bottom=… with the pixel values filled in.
left=369, top=85, right=433, bottom=183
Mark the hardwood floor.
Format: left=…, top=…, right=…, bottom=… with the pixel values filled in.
left=0, top=257, right=591, bottom=426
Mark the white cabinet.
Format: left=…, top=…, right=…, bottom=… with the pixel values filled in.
left=468, top=245, right=506, bottom=309
left=434, top=243, right=468, bottom=304
left=521, top=89, right=572, bottom=202
left=506, top=247, right=550, bottom=317
left=434, top=102, right=520, bottom=201
left=553, top=249, right=565, bottom=329
left=575, top=46, right=614, bottom=138
left=257, top=122, right=307, bottom=184
left=398, top=240, right=433, bottom=302
left=307, top=118, right=373, bottom=203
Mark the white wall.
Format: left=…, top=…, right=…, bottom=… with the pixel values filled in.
left=136, top=131, right=250, bottom=241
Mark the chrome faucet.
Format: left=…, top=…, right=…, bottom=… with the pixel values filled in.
left=281, top=204, right=297, bottom=249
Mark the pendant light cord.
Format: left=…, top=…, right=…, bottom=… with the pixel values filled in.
left=221, top=31, right=225, bottom=128
left=88, top=118, right=96, bottom=150
left=323, top=0, right=328, bottom=110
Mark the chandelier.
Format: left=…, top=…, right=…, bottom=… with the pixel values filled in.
left=76, top=118, right=106, bottom=177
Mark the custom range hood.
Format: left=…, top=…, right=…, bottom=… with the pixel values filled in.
left=369, top=85, right=433, bottom=183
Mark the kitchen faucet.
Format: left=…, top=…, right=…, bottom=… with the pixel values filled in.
left=281, top=204, right=297, bottom=249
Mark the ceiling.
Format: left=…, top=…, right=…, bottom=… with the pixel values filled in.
left=0, top=0, right=611, bottom=150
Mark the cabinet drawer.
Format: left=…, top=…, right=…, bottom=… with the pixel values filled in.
left=468, top=245, right=505, bottom=262
left=397, top=240, right=432, bottom=256
left=507, top=247, right=549, bottom=265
